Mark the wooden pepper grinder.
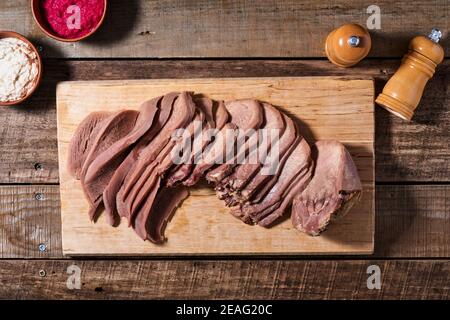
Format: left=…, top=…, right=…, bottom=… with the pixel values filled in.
left=376, top=29, right=444, bottom=121
left=325, top=23, right=372, bottom=67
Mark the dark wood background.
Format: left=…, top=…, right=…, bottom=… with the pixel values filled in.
left=0, top=0, right=449, bottom=299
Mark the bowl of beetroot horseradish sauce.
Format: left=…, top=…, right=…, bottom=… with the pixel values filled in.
left=31, top=0, right=107, bottom=42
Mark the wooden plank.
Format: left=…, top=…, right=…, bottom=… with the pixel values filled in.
left=0, top=59, right=448, bottom=184
left=376, top=185, right=450, bottom=257
left=57, top=77, right=374, bottom=256
left=0, top=259, right=449, bottom=299
left=0, top=185, right=61, bottom=258
left=1, top=186, right=449, bottom=258
left=0, top=1, right=448, bottom=58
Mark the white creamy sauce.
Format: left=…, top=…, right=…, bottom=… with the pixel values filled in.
left=0, top=37, right=39, bottom=102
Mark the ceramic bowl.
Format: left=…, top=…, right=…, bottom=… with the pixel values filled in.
left=31, top=0, right=107, bottom=42
left=0, top=31, right=43, bottom=106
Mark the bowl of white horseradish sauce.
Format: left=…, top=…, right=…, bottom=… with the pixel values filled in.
left=0, top=31, right=42, bottom=106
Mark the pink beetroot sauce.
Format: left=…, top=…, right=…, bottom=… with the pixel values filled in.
left=40, top=0, right=105, bottom=39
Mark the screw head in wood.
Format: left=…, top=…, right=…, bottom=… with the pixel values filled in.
left=39, top=270, right=46, bottom=277
left=39, top=244, right=46, bottom=252
left=35, top=193, right=45, bottom=201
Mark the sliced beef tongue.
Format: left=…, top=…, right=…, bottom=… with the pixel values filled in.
left=165, top=97, right=217, bottom=187
left=257, top=163, right=312, bottom=227
left=246, top=135, right=301, bottom=205
left=131, top=139, right=186, bottom=239
left=236, top=112, right=298, bottom=203
left=103, top=93, right=175, bottom=224
left=148, top=187, right=189, bottom=243
left=124, top=109, right=204, bottom=225
left=214, top=103, right=286, bottom=206
left=129, top=99, right=209, bottom=239
left=83, top=96, right=161, bottom=225
left=69, top=93, right=363, bottom=243
left=85, top=96, right=161, bottom=184
left=67, top=111, right=112, bottom=180
left=139, top=186, right=189, bottom=243
left=205, top=99, right=264, bottom=184
left=79, top=110, right=140, bottom=221
left=178, top=100, right=229, bottom=186
left=225, top=99, right=264, bottom=130
left=232, top=138, right=312, bottom=225
left=227, top=103, right=286, bottom=191
left=183, top=122, right=238, bottom=186
left=195, top=96, right=215, bottom=127
left=117, top=92, right=196, bottom=223
left=212, top=100, right=229, bottom=130
left=291, top=140, right=362, bottom=236
left=117, top=141, right=173, bottom=224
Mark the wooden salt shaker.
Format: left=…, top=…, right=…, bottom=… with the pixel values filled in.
left=376, top=29, right=444, bottom=121
left=325, top=23, right=371, bottom=67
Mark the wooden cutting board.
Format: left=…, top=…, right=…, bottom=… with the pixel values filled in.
left=57, top=77, right=374, bottom=256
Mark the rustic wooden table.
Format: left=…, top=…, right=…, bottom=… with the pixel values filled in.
left=0, top=0, right=449, bottom=299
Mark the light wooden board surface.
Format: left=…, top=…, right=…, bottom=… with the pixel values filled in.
left=57, top=77, right=374, bottom=256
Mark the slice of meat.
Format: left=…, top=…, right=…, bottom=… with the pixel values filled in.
left=67, top=111, right=111, bottom=179
left=183, top=122, right=238, bottom=186
left=165, top=97, right=214, bottom=186
left=118, top=92, right=196, bottom=223
left=291, top=140, right=362, bottom=236
left=232, top=138, right=312, bottom=224
left=227, top=103, right=285, bottom=191
left=83, top=97, right=161, bottom=225
left=85, top=97, right=161, bottom=183
left=116, top=134, right=173, bottom=222
left=133, top=175, right=161, bottom=239
left=214, top=102, right=286, bottom=206
left=126, top=109, right=202, bottom=222
left=177, top=100, right=229, bottom=186
left=194, top=96, right=215, bottom=128
left=247, top=135, right=301, bottom=205
left=79, top=110, right=139, bottom=220
left=131, top=105, right=208, bottom=239
left=206, top=99, right=264, bottom=184
left=103, top=93, right=176, bottom=222
left=213, top=100, right=229, bottom=130
left=257, top=164, right=312, bottom=227
left=129, top=107, right=207, bottom=230
left=147, top=187, right=189, bottom=243
left=236, top=113, right=298, bottom=202
left=226, top=99, right=264, bottom=130
left=118, top=158, right=159, bottom=222
left=121, top=92, right=195, bottom=201
left=132, top=185, right=189, bottom=242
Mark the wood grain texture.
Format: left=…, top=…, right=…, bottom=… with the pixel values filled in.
left=1, top=185, right=449, bottom=258
left=0, top=259, right=449, bottom=299
left=375, top=185, right=450, bottom=257
left=0, top=185, right=61, bottom=258
left=0, top=59, right=448, bottom=184
left=0, top=0, right=448, bottom=58
left=57, top=77, right=374, bottom=255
